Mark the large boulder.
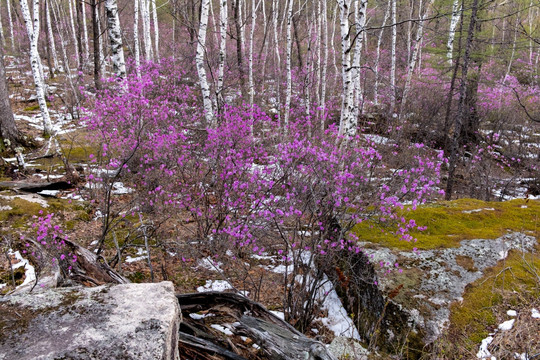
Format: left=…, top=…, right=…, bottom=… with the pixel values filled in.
left=0, top=281, right=180, bottom=360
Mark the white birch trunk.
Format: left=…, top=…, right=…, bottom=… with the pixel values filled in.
left=217, top=0, right=228, bottom=106
left=320, top=0, right=328, bottom=130
left=249, top=0, right=261, bottom=119
left=238, top=0, right=245, bottom=49
left=197, top=0, right=215, bottom=125
left=105, top=0, right=126, bottom=78
left=45, top=1, right=60, bottom=72
left=284, top=0, right=294, bottom=131
left=390, top=0, right=397, bottom=112
left=134, top=0, right=141, bottom=77
left=272, top=0, right=281, bottom=124
left=141, top=0, right=153, bottom=61
left=82, top=1, right=90, bottom=62
left=0, top=2, right=3, bottom=42
left=96, top=5, right=105, bottom=75
left=68, top=0, right=80, bottom=68
left=446, top=0, right=460, bottom=65
left=151, top=0, right=159, bottom=60
left=373, top=2, right=389, bottom=106
left=7, top=0, right=15, bottom=50
left=330, top=3, right=338, bottom=85
left=338, top=0, right=352, bottom=137
left=351, top=0, right=367, bottom=127
left=20, top=0, right=53, bottom=135
left=401, top=0, right=433, bottom=115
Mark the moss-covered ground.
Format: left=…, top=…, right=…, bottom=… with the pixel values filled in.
left=353, top=198, right=540, bottom=250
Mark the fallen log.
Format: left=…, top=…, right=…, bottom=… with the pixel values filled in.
left=177, top=292, right=338, bottom=360
left=0, top=180, right=72, bottom=193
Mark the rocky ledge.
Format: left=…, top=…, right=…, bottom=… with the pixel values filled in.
left=0, top=281, right=180, bottom=360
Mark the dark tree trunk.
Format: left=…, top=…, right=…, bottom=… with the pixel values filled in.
left=233, top=0, right=245, bottom=93
left=0, top=33, right=21, bottom=149
left=76, top=0, right=85, bottom=74
left=43, top=0, right=54, bottom=79
left=91, top=0, right=102, bottom=90
left=445, top=0, right=480, bottom=200
left=292, top=15, right=303, bottom=69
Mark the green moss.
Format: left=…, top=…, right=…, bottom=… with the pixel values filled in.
left=353, top=199, right=540, bottom=250
left=448, top=250, right=540, bottom=346
left=0, top=197, right=46, bottom=227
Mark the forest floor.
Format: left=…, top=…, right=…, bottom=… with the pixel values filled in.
left=1, top=59, right=539, bottom=359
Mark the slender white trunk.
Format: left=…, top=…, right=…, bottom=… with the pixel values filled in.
left=197, top=0, right=214, bottom=125
left=320, top=0, right=328, bottom=130
left=105, top=0, right=126, bottom=78
left=238, top=0, right=245, bottom=48
left=20, top=0, right=53, bottom=135
left=7, top=0, right=15, bottom=50
left=351, top=0, right=368, bottom=125
left=134, top=0, right=141, bottom=77
left=0, top=3, right=3, bottom=42
left=209, top=0, right=220, bottom=48
left=374, top=2, right=389, bottom=106
left=68, top=0, right=80, bottom=68
left=390, top=0, right=397, bottom=111
left=217, top=0, right=227, bottom=106
left=401, top=0, right=433, bottom=114
left=151, top=0, right=159, bottom=60
left=338, top=0, right=352, bottom=137
left=249, top=0, right=261, bottom=118
left=82, top=1, right=90, bottom=62
left=96, top=5, right=105, bottom=75
left=272, top=0, right=281, bottom=124
left=446, top=0, right=460, bottom=65
left=284, top=0, right=293, bottom=130
left=141, top=0, right=153, bottom=61
left=45, top=1, right=60, bottom=72
left=406, top=0, right=413, bottom=64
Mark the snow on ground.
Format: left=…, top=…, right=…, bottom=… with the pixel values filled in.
left=125, top=248, right=148, bottom=263
left=189, top=312, right=215, bottom=320
left=477, top=336, right=494, bottom=359
left=498, top=319, right=515, bottom=331
left=8, top=249, right=37, bottom=289
left=197, top=280, right=233, bottom=292
left=197, top=257, right=224, bottom=272
left=531, top=308, right=540, bottom=319
left=506, top=310, right=517, bottom=317
left=210, top=324, right=234, bottom=336
left=317, top=275, right=361, bottom=340
left=0, top=194, right=49, bottom=207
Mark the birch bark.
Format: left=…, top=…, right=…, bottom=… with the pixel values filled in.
left=105, top=0, right=126, bottom=78
left=20, top=0, right=53, bottom=135
left=151, top=0, right=159, bottom=60
left=217, top=0, right=228, bottom=109
left=284, top=0, right=294, bottom=131
left=134, top=0, right=141, bottom=77
left=446, top=0, right=460, bottom=65
left=141, top=0, right=153, bottom=61
left=196, top=0, right=215, bottom=125
left=374, top=2, right=390, bottom=106
left=82, top=1, right=90, bottom=62
left=6, top=0, right=15, bottom=50
left=68, top=0, right=80, bottom=68
left=390, top=0, right=397, bottom=112
left=337, top=0, right=352, bottom=137
left=351, top=0, right=368, bottom=127
left=45, top=0, right=60, bottom=72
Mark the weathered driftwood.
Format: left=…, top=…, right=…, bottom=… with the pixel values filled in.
left=177, top=292, right=338, bottom=360
left=178, top=331, right=249, bottom=360
left=61, top=238, right=130, bottom=285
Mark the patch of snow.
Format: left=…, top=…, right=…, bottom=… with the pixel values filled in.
left=514, top=353, right=529, bottom=360
left=507, top=310, right=517, bottom=317
left=210, top=324, right=233, bottom=336
left=462, top=208, right=495, bottom=214
left=477, top=336, right=493, bottom=358
left=531, top=308, right=540, bottom=319
left=197, top=280, right=233, bottom=292
left=37, top=190, right=60, bottom=196
left=9, top=250, right=36, bottom=289
left=270, top=311, right=285, bottom=320
left=197, top=257, right=224, bottom=272
left=125, top=248, right=148, bottom=263
left=0, top=194, right=48, bottom=207
left=498, top=319, right=515, bottom=331
left=189, top=312, right=215, bottom=320
left=317, top=275, right=361, bottom=340
left=0, top=283, right=6, bottom=289
left=0, top=205, right=13, bottom=211
left=112, top=182, right=133, bottom=195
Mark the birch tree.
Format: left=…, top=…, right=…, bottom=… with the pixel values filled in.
left=196, top=0, right=214, bottom=125
left=134, top=0, right=141, bottom=77
left=82, top=1, right=90, bottom=62
left=446, top=0, right=461, bottom=65
left=105, top=0, right=126, bottom=78
left=390, top=0, right=397, bottom=112
left=6, top=0, right=15, bottom=50
left=248, top=0, right=262, bottom=117
left=374, top=2, right=390, bottom=106
left=337, top=0, right=352, bottom=137
left=351, top=0, right=368, bottom=125
left=141, top=0, right=153, bottom=61
left=151, top=0, right=159, bottom=60
left=20, top=0, right=53, bottom=135
left=68, top=0, right=80, bottom=68
left=284, top=0, right=294, bottom=130
left=217, top=0, right=228, bottom=110
left=45, top=0, right=60, bottom=72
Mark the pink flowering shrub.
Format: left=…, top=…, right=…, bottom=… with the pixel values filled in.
left=86, top=61, right=445, bottom=327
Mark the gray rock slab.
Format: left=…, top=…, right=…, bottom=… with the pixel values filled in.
left=0, top=281, right=180, bottom=360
